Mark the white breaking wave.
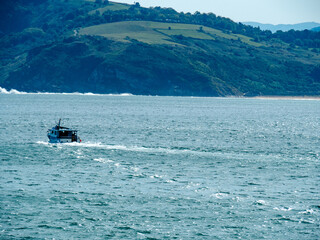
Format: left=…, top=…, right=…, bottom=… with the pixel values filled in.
left=93, top=158, right=114, bottom=163
left=274, top=207, right=293, bottom=211
left=0, top=87, right=28, bottom=94
left=0, top=86, right=133, bottom=96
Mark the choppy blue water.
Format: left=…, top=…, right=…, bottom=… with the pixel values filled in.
left=0, top=93, right=319, bottom=239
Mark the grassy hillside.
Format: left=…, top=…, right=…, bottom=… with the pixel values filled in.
left=80, top=21, right=173, bottom=44
left=79, top=21, right=261, bottom=46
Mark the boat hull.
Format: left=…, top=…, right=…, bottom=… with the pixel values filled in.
left=48, top=137, right=80, bottom=143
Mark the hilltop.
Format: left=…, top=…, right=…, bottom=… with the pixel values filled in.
left=0, top=0, right=319, bottom=96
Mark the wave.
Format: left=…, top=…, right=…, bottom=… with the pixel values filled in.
left=0, top=87, right=28, bottom=94
left=0, top=86, right=133, bottom=96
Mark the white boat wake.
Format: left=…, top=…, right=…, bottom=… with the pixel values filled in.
left=36, top=141, right=216, bottom=156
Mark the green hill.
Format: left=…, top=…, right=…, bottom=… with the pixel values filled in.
left=0, top=0, right=319, bottom=96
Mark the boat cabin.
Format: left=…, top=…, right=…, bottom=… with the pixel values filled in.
left=47, top=119, right=81, bottom=143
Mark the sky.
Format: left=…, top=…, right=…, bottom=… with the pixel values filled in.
left=114, top=0, right=320, bottom=25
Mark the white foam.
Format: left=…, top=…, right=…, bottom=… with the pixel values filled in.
left=274, top=207, right=293, bottom=211
left=0, top=86, right=133, bottom=96
left=255, top=200, right=267, bottom=205
left=298, top=209, right=315, bottom=214
left=130, top=167, right=140, bottom=172
left=211, top=193, right=229, bottom=199
left=94, top=158, right=114, bottom=163
left=37, top=141, right=223, bottom=157
left=150, top=174, right=163, bottom=179
left=36, top=141, right=50, bottom=145
left=0, top=87, right=27, bottom=94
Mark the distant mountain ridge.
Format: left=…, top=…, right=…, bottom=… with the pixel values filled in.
left=243, top=21, right=320, bottom=32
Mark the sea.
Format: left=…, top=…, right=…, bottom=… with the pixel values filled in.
left=0, top=90, right=319, bottom=239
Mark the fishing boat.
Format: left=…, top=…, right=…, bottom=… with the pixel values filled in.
left=47, top=119, right=81, bottom=143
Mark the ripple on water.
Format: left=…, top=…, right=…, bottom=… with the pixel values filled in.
left=1, top=95, right=320, bottom=239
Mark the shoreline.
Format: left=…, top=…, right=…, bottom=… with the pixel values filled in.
left=252, top=96, right=320, bottom=100
left=1, top=86, right=320, bottom=100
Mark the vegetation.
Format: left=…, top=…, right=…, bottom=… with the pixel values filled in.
left=88, top=2, right=130, bottom=15
left=79, top=21, right=218, bottom=44
left=0, top=0, right=319, bottom=96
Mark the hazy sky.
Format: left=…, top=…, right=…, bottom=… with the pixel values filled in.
left=114, top=0, right=320, bottom=24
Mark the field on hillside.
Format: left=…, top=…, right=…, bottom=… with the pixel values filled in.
left=79, top=21, right=260, bottom=46
left=80, top=21, right=173, bottom=44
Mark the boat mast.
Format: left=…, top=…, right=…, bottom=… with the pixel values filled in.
left=58, top=118, right=61, bottom=129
